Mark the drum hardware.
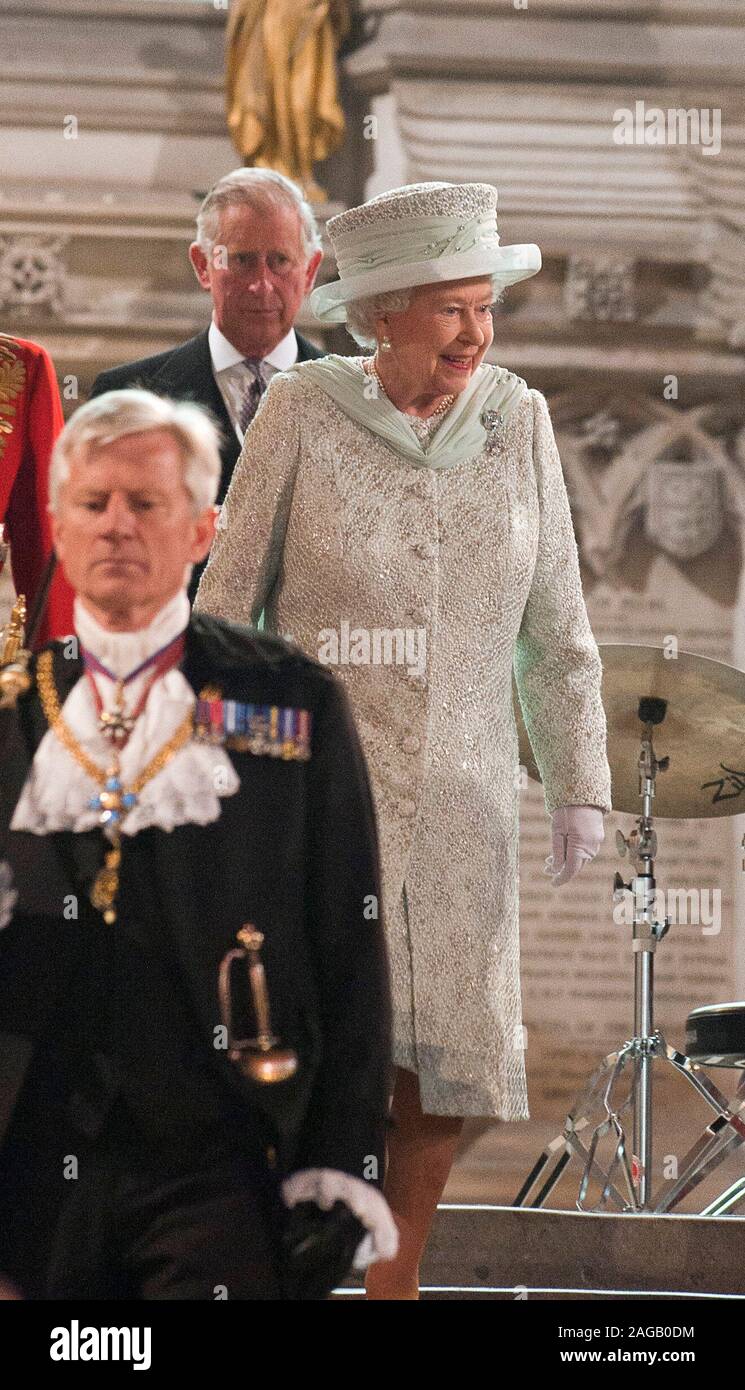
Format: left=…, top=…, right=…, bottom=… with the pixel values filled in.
left=698, top=1163, right=745, bottom=1217
left=517, top=642, right=745, bottom=819
left=218, top=923, right=298, bottom=1084
left=513, top=645, right=745, bottom=1214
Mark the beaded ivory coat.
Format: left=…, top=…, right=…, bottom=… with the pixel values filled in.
left=195, top=360, right=612, bottom=1118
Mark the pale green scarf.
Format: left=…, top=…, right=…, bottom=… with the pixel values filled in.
left=291, top=354, right=527, bottom=468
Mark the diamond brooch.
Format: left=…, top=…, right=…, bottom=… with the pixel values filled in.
left=481, top=409, right=505, bottom=450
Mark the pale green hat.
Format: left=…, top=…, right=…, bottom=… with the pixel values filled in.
left=309, top=180, right=541, bottom=325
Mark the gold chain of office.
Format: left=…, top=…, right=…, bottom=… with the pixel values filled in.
left=36, top=650, right=194, bottom=794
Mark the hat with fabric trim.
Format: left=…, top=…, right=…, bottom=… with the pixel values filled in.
left=309, top=181, right=541, bottom=324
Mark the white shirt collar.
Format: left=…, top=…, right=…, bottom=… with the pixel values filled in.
left=208, top=318, right=298, bottom=373
left=73, top=590, right=191, bottom=679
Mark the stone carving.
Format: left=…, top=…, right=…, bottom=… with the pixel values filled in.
left=553, top=396, right=745, bottom=577
left=0, top=235, right=67, bottom=316
left=644, top=460, right=725, bottom=560
left=564, top=255, right=637, bottom=322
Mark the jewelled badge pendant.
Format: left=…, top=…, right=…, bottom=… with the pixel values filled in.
left=88, top=757, right=137, bottom=926
left=89, top=761, right=137, bottom=829
left=97, top=678, right=136, bottom=746
left=88, top=834, right=123, bottom=926
left=89, top=686, right=137, bottom=924
left=36, top=648, right=194, bottom=929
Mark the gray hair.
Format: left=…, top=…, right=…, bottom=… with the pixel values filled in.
left=345, top=278, right=506, bottom=349
left=49, top=389, right=222, bottom=515
left=195, top=167, right=322, bottom=260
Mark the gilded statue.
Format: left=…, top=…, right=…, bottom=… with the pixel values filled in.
left=225, top=0, right=351, bottom=203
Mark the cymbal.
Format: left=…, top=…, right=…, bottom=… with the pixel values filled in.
left=514, top=643, right=745, bottom=819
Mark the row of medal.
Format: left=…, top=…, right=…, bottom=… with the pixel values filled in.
left=194, top=696, right=313, bottom=761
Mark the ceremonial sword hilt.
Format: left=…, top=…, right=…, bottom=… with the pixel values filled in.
left=218, top=922, right=298, bottom=1085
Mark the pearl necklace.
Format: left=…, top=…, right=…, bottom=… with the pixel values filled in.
left=366, top=356, right=455, bottom=423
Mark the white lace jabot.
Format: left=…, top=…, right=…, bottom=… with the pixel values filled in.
left=10, top=591, right=240, bottom=836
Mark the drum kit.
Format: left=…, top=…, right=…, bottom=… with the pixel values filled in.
left=513, top=642, right=745, bottom=1217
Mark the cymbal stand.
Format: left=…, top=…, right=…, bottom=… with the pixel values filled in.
left=514, top=698, right=745, bottom=1213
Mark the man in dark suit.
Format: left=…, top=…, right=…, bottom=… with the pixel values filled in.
left=90, top=169, right=326, bottom=600
left=0, top=388, right=395, bottom=1300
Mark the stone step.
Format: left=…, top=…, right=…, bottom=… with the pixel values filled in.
left=338, top=1203, right=745, bottom=1300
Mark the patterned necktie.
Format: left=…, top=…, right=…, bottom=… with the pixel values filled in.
left=238, top=358, right=268, bottom=435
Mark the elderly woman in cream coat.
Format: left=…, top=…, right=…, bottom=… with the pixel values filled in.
left=195, top=181, right=612, bottom=1299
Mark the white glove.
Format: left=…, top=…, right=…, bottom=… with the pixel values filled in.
left=544, top=805, right=604, bottom=888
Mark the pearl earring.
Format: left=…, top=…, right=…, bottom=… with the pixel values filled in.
left=379, top=334, right=392, bottom=352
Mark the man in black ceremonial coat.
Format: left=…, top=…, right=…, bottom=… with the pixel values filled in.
left=0, top=386, right=395, bottom=1300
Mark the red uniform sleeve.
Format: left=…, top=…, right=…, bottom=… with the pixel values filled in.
left=1, top=338, right=74, bottom=645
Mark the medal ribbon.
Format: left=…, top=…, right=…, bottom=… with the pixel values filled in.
left=83, top=632, right=186, bottom=749
left=81, top=629, right=187, bottom=686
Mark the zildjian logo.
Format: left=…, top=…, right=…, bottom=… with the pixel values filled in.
left=701, top=765, right=745, bottom=803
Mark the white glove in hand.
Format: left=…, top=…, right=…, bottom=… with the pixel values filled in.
left=544, top=805, right=604, bottom=888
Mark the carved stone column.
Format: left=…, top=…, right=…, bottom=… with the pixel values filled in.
left=0, top=0, right=343, bottom=388
left=340, top=0, right=745, bottom=389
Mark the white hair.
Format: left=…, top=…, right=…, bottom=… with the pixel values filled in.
left=345, top=290, right=413, bottom=349
left=345, top=278, right=507, bottom=349
left=195, top=167, right=322, bottom=260
left=49, top=389, right=222, bottom=515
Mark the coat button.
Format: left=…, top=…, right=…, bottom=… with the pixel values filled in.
left=401, top=735, right=421, bottom=754
left=413, top=541, right=437, bottom=559
left=400, top=799, right=418, bottom=817
left=405, top=609, right=429, bottom=625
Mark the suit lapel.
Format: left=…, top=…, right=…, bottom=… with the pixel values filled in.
left=151, top=332, right=239, bottom=499
left=139, top=619, right=249, bottom=1103
left=180, top=617, right=220, bottom=698
left=152, top=331, right=323, bottom=512
left=295, top=331, right=324, bottom=363
left=150, top=331, right=223, bottom=414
